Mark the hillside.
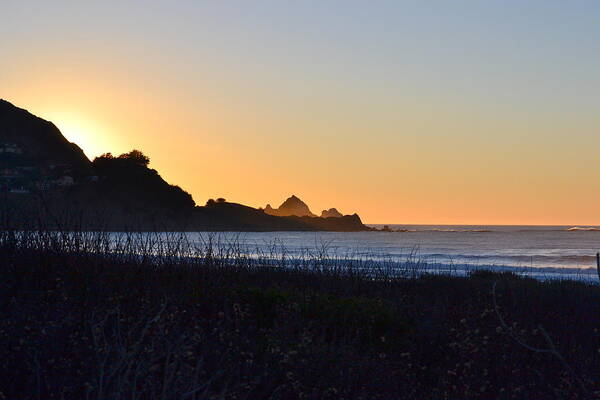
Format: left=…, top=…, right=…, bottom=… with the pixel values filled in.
left=0, top=99, right=89, bottom=168
left=0, top=100, right=370, bottom=231
left=198, top=200, right=367, bottom=231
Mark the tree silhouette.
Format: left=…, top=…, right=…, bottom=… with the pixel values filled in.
left=96, top=152, right=114, bottom=160
left=117, top=149, right=150, bottom=167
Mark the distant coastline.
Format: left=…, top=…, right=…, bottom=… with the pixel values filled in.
left=0, top=99, right=370, bottom=232
left=367, top=224, right=600, bottom=232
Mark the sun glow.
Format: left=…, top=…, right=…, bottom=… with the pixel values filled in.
left=38, top=111, right=108, bottom=160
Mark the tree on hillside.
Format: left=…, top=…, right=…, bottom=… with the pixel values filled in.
left=96, top=152, right=114, bottom=160
left=93, top=150, right=150, bottom=168
left=118, top=150, right=150, bottom=167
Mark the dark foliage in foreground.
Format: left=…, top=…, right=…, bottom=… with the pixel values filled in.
left=1, top=233, right=600, bottom=399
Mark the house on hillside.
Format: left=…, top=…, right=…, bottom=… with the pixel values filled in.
left=9, top=187, right=30, bottom=194
left=0, top=143, right=23, bottom=155
left=57, top=175, right=75, bottom=186
left=49, top=163, right=72, bottom=171
left=17, top=166, right=37, bottom=173
left=0, top=168, right=21, bottom=178
left=36, top=180, right=53, bottom=191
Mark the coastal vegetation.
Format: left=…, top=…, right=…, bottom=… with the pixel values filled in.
left=1, top=229, right=599, bottom=399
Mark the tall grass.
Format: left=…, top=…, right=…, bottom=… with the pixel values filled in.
left=2, top=222, right=600, bottom=399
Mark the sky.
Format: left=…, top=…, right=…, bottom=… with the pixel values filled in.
left=2, top=1, right=600, bottom=225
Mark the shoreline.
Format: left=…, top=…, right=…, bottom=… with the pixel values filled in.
left=3, top=228, right=599, bottom=281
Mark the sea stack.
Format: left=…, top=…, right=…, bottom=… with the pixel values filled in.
left=320, top=208, right=344, bottom=218
left=264, top=195, right=317, bottom=217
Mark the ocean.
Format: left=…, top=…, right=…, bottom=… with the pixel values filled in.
left=177, top=225, right=600, bottom=281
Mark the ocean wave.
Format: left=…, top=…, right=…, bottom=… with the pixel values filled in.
left=418, top=229, right=493, bottom=233
left=391, top=228, right=495, bottom=233
left=373, top=225, right=600, bottom=233
left=421, top=253, right=596, bottom=263
left=445, top=229, right=491, bottom=233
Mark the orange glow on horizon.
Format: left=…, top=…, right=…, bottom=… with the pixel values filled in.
left=3, top=49, right=600, bottom=226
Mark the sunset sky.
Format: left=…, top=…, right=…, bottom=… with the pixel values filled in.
left=2, top=1, right=600, bottom=225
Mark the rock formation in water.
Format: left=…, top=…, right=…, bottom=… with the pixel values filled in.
left=264, top=195, right=317, bottom=217
left=320, top=208, right=344, bottom=218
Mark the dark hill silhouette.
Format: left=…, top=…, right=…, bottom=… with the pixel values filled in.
left=264, top=195, right=317, bottom=217
left=199, top=200, right=366, bottom=231
left=89, top=151, right=195, bottom=210
left=0, top=100, right=369, bottom=231
left=0, top=99, right=89, bottom=168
